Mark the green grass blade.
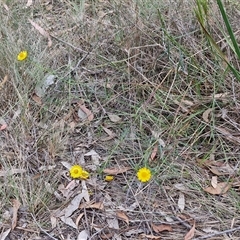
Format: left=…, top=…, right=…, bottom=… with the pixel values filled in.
left=217, top=0, right=240, bottom=60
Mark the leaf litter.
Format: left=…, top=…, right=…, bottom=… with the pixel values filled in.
left=2, top=2, right=240, bottom=240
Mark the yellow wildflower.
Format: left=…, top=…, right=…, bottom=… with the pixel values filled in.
left=17, top=50, right=28, bottom=61
left=69, top=165, right=90, bottom=179
left=105, top=175, right=114, bottom=182
left=80, top=170, right=90, bottom=179
left=137, top=167, right=151, bottom=183
left=70, top=165, right=83, bottom=178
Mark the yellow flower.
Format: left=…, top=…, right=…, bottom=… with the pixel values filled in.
left=70, top=165, right=83, bottom=178
left=69, top=165, right=90, bottom=179
left=80, top=170, right=90, bottom=179
left=105, top=175, right=114, bottom=182
left=17, top=50, right=28, bottom=61
left=137, top=167, right=151, bottom=183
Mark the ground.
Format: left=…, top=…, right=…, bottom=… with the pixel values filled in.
left=0, top=0, right=240, bottom=240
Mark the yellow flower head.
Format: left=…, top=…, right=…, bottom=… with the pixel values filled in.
left=80, top=170, right=90, bottom=179
left=17, top=50, right=28, bottom=61
left=137, top=167, right=151, bottom=183
left=69, top=165, right=90, bottom=179
left=70, top=165, right=83, bottom=178
left=105, top=175, right=114, bottom=182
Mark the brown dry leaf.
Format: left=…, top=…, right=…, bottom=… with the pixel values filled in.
left=32, top=93, right=42, bottom=105
left=116, top=210, right=129, bottom=225
left=181, top=99, right=194, bottom=106
left=103, top=166, right=131, bottom=175
left=100, top=233, right=114, bottom=239
left=78, top=104, right=94, bottom=121
left=204, top=182, right=231, bottom=195
left=215, top=126, right=240, bottom=145
left=28, top=19, right=52, bottom=47
left=85, top=202, right=104, bottom=210
left=150, top=143, right=158, bottom=162
left=102, top=126, right=116, bottom=141
left=202, top=108, right=213, bottom=123
left=184, top=220, right=195, bottom=240
left=173, top=99, right=189, bottom=113
left=11, top=199, right=21, bottom=230
left=209, top=163, right=235, bottom=176
left=211, top=176, right=218, bottom=188
left=140, top=234, right=161, bottom=239
left=151, top=223, right=172, bottom=233
left=0, top=75, right=8, bottom=90
left=108, top=113, right=122, bottom=123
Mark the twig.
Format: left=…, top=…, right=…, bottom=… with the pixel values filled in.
left=194, top=226, right=240, bottom=239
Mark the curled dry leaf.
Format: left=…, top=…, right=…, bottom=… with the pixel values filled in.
left=209, top=163, right=235, bottom=176
left=32, top=93, right=42, bottom=105
left=202, top=108, right=213, bottom=123
left=204, top=182, right=231, bottom=195
left=150, top=143, right=158, bottom=162
left=103, top=166, right=131, bottom=175
left=116, top=210, right=129, bottom=225
left=184, top=220, right=195, bottom=240
left=108, top=113, right=122, bottom=123
left=28, top=19, right=52, bottom=47
left=102, top=126, right=116, bottom=141
left=78, top=104, right=94, bottom=122
left=11, top=199, right=21, bottom=230
left=80, top=201, right=104, bottom=210
left=173, top=99, right=189, bottom=113
left=151, top=223, right=172, bottom=233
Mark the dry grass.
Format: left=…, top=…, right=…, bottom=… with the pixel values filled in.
left=1, top=0, right=240, bottom=239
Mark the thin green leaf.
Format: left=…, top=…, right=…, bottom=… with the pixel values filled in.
left=216, top=0, right=240, bottom=60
